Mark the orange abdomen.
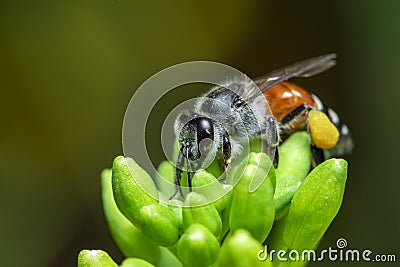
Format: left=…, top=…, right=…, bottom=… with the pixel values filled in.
left=263, top=82, right=316, bottom=120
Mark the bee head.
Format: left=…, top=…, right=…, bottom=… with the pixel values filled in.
left=177, top=116, right=215, bottom=162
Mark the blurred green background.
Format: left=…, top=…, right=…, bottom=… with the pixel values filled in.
left=1, top=1, right=399, bottom=266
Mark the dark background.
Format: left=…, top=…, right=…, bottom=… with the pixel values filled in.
left=1, top=1, right=399, bottom=266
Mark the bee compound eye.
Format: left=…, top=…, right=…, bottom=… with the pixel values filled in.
left=197, top=118, right=214, bottom=140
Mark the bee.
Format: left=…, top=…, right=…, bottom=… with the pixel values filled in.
left=172, top=54, right=353, bottom=198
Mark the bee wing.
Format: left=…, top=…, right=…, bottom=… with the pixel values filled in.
left=247, top=54, right=336, bottom=101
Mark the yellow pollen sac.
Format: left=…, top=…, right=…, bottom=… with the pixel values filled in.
left=308, top=110, right=339, bottom=149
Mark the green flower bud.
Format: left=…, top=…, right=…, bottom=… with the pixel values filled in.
left=273, top=175, right=301, bottom=220
left=192, top=169, right=227, bottom=212
left=182, top=192, right=222, bottom=238
left=284, top=159, right=347, bottom=250
left=154, top=160, right=175, bottom=197
left=88, top=130, right=348, bottom=267
left=101, top=169, right=161, bottom=264
left=205, top=159, right=223, bottom=178
left=167, top=198, right=183, bottom=231
left=275, top=132, right=312, bottom=180
left=77, top=250, right=118, bottom=267
left=229, top=153, right=276, bottom=242
left=177, top=223, right=220, bottom=267
left=274, top=131, right=312, bottom=218
left=111, top=156, right=158, bottom=227
left=271, top=159, right=348, bottom=254
left=138, top=203, right=181, bottom=247
left=216, top=229, right=273, bottom=267
left=219, top=184, right=233, bottom=243
left=120, top=258, right=155, bottom=267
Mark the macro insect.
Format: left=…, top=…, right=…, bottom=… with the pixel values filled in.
left=172, top=54, right=353, bottom=198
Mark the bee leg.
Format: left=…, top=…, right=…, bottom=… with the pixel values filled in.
left=280, top=103, right=312, bottom=125
left=170, top=152, right=185, bottom=199
left=187, top=157, right=193, bottom=192
left=273, top=148, right=279, bottom=168
left=263, top=116, right=280, bottom=168
left=182, top=147, right=195, bottom=193
left=311, top=144, right=325, bottom=167
left=261, top=138, right=279, bottom=168
left=219, top=131, right=231, bottom=183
